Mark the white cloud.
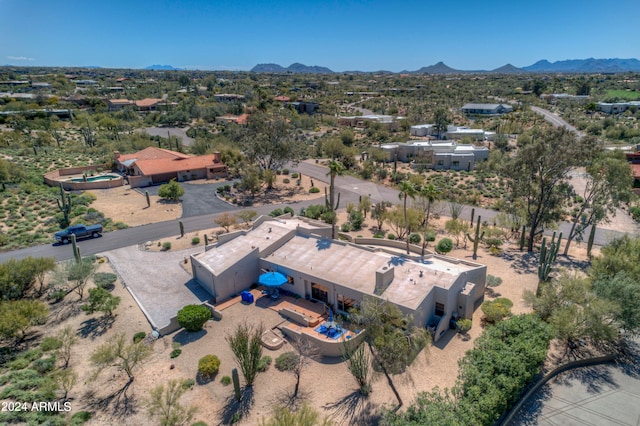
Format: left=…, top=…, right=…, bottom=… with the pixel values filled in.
left=7, top=56, right=35, bottom=61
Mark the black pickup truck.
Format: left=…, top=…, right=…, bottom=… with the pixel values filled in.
left=54, top=224, right=103, bottom=244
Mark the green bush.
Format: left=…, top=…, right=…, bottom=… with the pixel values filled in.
left=487, top=275, right=503, bottom=287
left=283, top=178, right=290, bottom=184
left=290, top=173, right=299, bottom=178
left=309, top=187, right=320, bottom=194
left=198, top=355, right=220, bottom=378
left=170, top=349, right=182, bottom=359
left=70, top=411, right=92, bottom=425
left=162, top=242, right=172, bottom=251
left=409, top=233, right=421, bottom=244
left=282, top=169, right=289, bottom=175
left=387, top=233, right=396, bottom=240
left=456, top=318, right=472, bottom=334
left=133, top=332, right=146, bottom=343
left=340, top=222, right=352, bottom=232
left=9, top=357, right=30, bottom=370
left=182, top=378, right=195, bottom=389
left=373, top=232, right=384, bottom=238
left=94, top=272, right=117, bottom=290
left=436, top=238, right=454, bottom=254
left=482, top=298, right=513, bottom=324
left=258, top=355, right=272, bottom=372
left=22, top=349, right=43, bottom=362
left=40, top=336, right=62, bottom=352
left=269, top=208, right=284, bottom=217
left=191, top=237, right=200, bottom=245
left=275, top=352, right=299, bottom=372
left=32, top=356, right=57, bottom=374
left=177, top=304, right=211, bottom=332
left=221, top=375, right=231, bottom=386
left=283, top=206, right=294, bottom=215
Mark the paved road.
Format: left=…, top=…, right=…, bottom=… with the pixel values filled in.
left=142, top=126, right=195, bottom=146
left=531, top=106, right=584, bottom=137
left=0, top=162, right=636, bottom=263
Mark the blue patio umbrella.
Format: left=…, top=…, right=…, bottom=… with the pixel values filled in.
left=258, top=271, right=288, bottom=287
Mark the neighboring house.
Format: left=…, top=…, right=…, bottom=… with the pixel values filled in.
left=106, top=99, right=135, bottom=111
left=626, top=151, right=640, bottom=189
left=31, top=82, right=52, bottom=90
left=381, top=140, right=489, bottom=171
left=190, top=217, right=487, bottom=343
left=598, top=101, right=640, bottom=114
left=114, top=147, right=227, bottom=188
left=286, top=101, right=318, bottom=115
left=445, top=125, right=486, bottom=141
left=75, top=79, right=99, bottom=86
left=410, top=124, right=436, bottom=137
left=274, top=95, right=291, bottom=102
left=462, top=103, right=513, bottom=116
left=214, top=93, right=245, bottom=102
left=135, top=98, right=162, bottom=111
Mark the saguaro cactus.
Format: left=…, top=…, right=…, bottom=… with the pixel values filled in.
left=232, top=368, right=241, bottom=401
left=587, top=224, right=596, bottom=258
left=145, top=191, right=150, bottom=208
left=56, top=183, right=72, bottom=228
left=71, top=234, right=80, bottom=263
left=466, top=216, right=485, bottom=260
left=538, top=231, right=562, bottom=282
left=204, top=234, right=209, bottom=246
left=469, top=208, right=475, bottom=229
left=179, top=221, right=184, bottom=238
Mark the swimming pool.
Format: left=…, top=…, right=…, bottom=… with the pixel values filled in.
left=69, top=174, right=120, bottom=182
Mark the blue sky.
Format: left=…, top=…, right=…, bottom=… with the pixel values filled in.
left=1, top=0, right=638, bottom=71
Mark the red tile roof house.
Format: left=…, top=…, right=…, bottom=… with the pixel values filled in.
left=114, top=147, right=227, bottom=188
left=135, top=98, right=162, bottom=112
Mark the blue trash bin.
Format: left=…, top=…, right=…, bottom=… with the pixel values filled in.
left=245, top=292, right=254, bottom=304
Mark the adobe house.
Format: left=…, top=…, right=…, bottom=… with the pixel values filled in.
left=114, top=147, right=227, bottom=188
left=191, top=216, right=487, bottom=342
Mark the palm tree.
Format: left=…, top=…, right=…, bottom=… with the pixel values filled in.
left=326, top=160, right=346, bottom=239
left=398, top=180, right=417, bottom=254
left=419, top=183, right=442, bottom=256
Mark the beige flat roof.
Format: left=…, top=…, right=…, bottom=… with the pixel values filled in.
left=266, top=235, right=480, bottom=310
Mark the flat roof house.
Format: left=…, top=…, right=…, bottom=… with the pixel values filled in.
left=190, top=217, right=487, bottom=342
left=462, top=103, right=513, bottom=117
left=114, top=147, right=227, bottom=188
left=410, top=124, right=436, bottom=137
left=598, top=101, right=640, bottom=114
left=381, top=140, right=489, bottom=171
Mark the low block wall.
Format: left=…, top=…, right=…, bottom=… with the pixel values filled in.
left=44, top=166, right=124, bottom=190
left=280, top=325, right=366, bottom=358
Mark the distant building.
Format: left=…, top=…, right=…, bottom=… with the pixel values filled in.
left=214, top=93, right=245, bottom=102
left=339, top=114, right=404, bottom=129
left=462, top=103, right=513, bottom=116
left=106, top=99, right=135, bottom=111
left=286, top=101, right=318, bottom=115
left=190, top=216, right=487, bottom=343
left=114, top=147, right=227, bottom=188
left=135, top=98, right=162, bottom=111
left=215, top=113, right=249, bottom=125
left=381, top=140, right=489, bottom=171
left=598, top=101, right=640, bottom=114
left=410, top=124, right=436, bottom=137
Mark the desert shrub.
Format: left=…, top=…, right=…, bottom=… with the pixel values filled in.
left=373, top=232, right=384, bottom=238
left=177, top=304, right=211, bottom=332
left=162, top=242, right=171, bottom=251
left=40, top=336, right=62, bottom=352
left=456, top=318, right=472, bottom=334
left=32, top=356, right=56, bottom=374
left=436, top=238, right=453, bottom=254
left=340, top=222, right=352, bottom=232
left=482, top=298, right=513, bottom=324
left=409, top=233, right=421, bottom=244
left=283, top=206, right=294, bottom=215
left=70, top=411, right=92, bottom=425
left=269, top=208, right=284, bottom=217
left=191, top=237, right=200, bottom=245
left=349, top=210, right=364, bottom=230
left=487, top=275, right=503, bottom=287
left=309, top=187, right=320, bottom=193
left=198, top=354, right=221, bottom=378
left=283, top=178, right=290, bottom=184
left=94, top=272, right=117, bottom=290
left=182, top=378, right=195, bottom=389
left=290, top=173, right=299, bottom=178
left=221, top=375, right=232, bottom=386
left=133, top=332, right=146, bottom=343
left=22, top=349, right=43, bottom=362
left=387, top=233, right=396, bottom=240
left=275, top=352, right=299, bottom=372
left=9, top=357, right=30, bottom=370
left=191, top=422, right=208, bottom=426
left=282, top=169, right=289, bottom=175
left=170, top=349, right=182, bottom=359
left=258, top=355, right=272, bottom=372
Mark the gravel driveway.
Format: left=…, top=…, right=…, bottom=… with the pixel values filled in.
left=103, top=245, right=210, bottom=332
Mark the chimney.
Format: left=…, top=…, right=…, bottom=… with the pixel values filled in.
left=213, top=151, right=221, bottom=163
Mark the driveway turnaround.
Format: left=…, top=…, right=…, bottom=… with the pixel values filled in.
left=103, top=245, right=210, bottom=332
left=511, top=359, right=640, bottom=425
left=143, top=181, right=236, bottom=218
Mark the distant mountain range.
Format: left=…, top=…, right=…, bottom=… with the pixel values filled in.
left=251, top=63, right=334, bottom=74
left=249, top=58, right=640, bottom=74
left=144, top=64, right=183, bottom=71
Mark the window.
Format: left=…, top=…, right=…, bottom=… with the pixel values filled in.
left=437, top=160, right=444, bottom=166
left=452, top=161, right=460, bottom=167
left=311, top=283, right=329, bottom=304
left=287, top=275, right=294, bottom=285
left=435, top=303, right=445, bottom=317
left=337, top=294, right=356, bottom=312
